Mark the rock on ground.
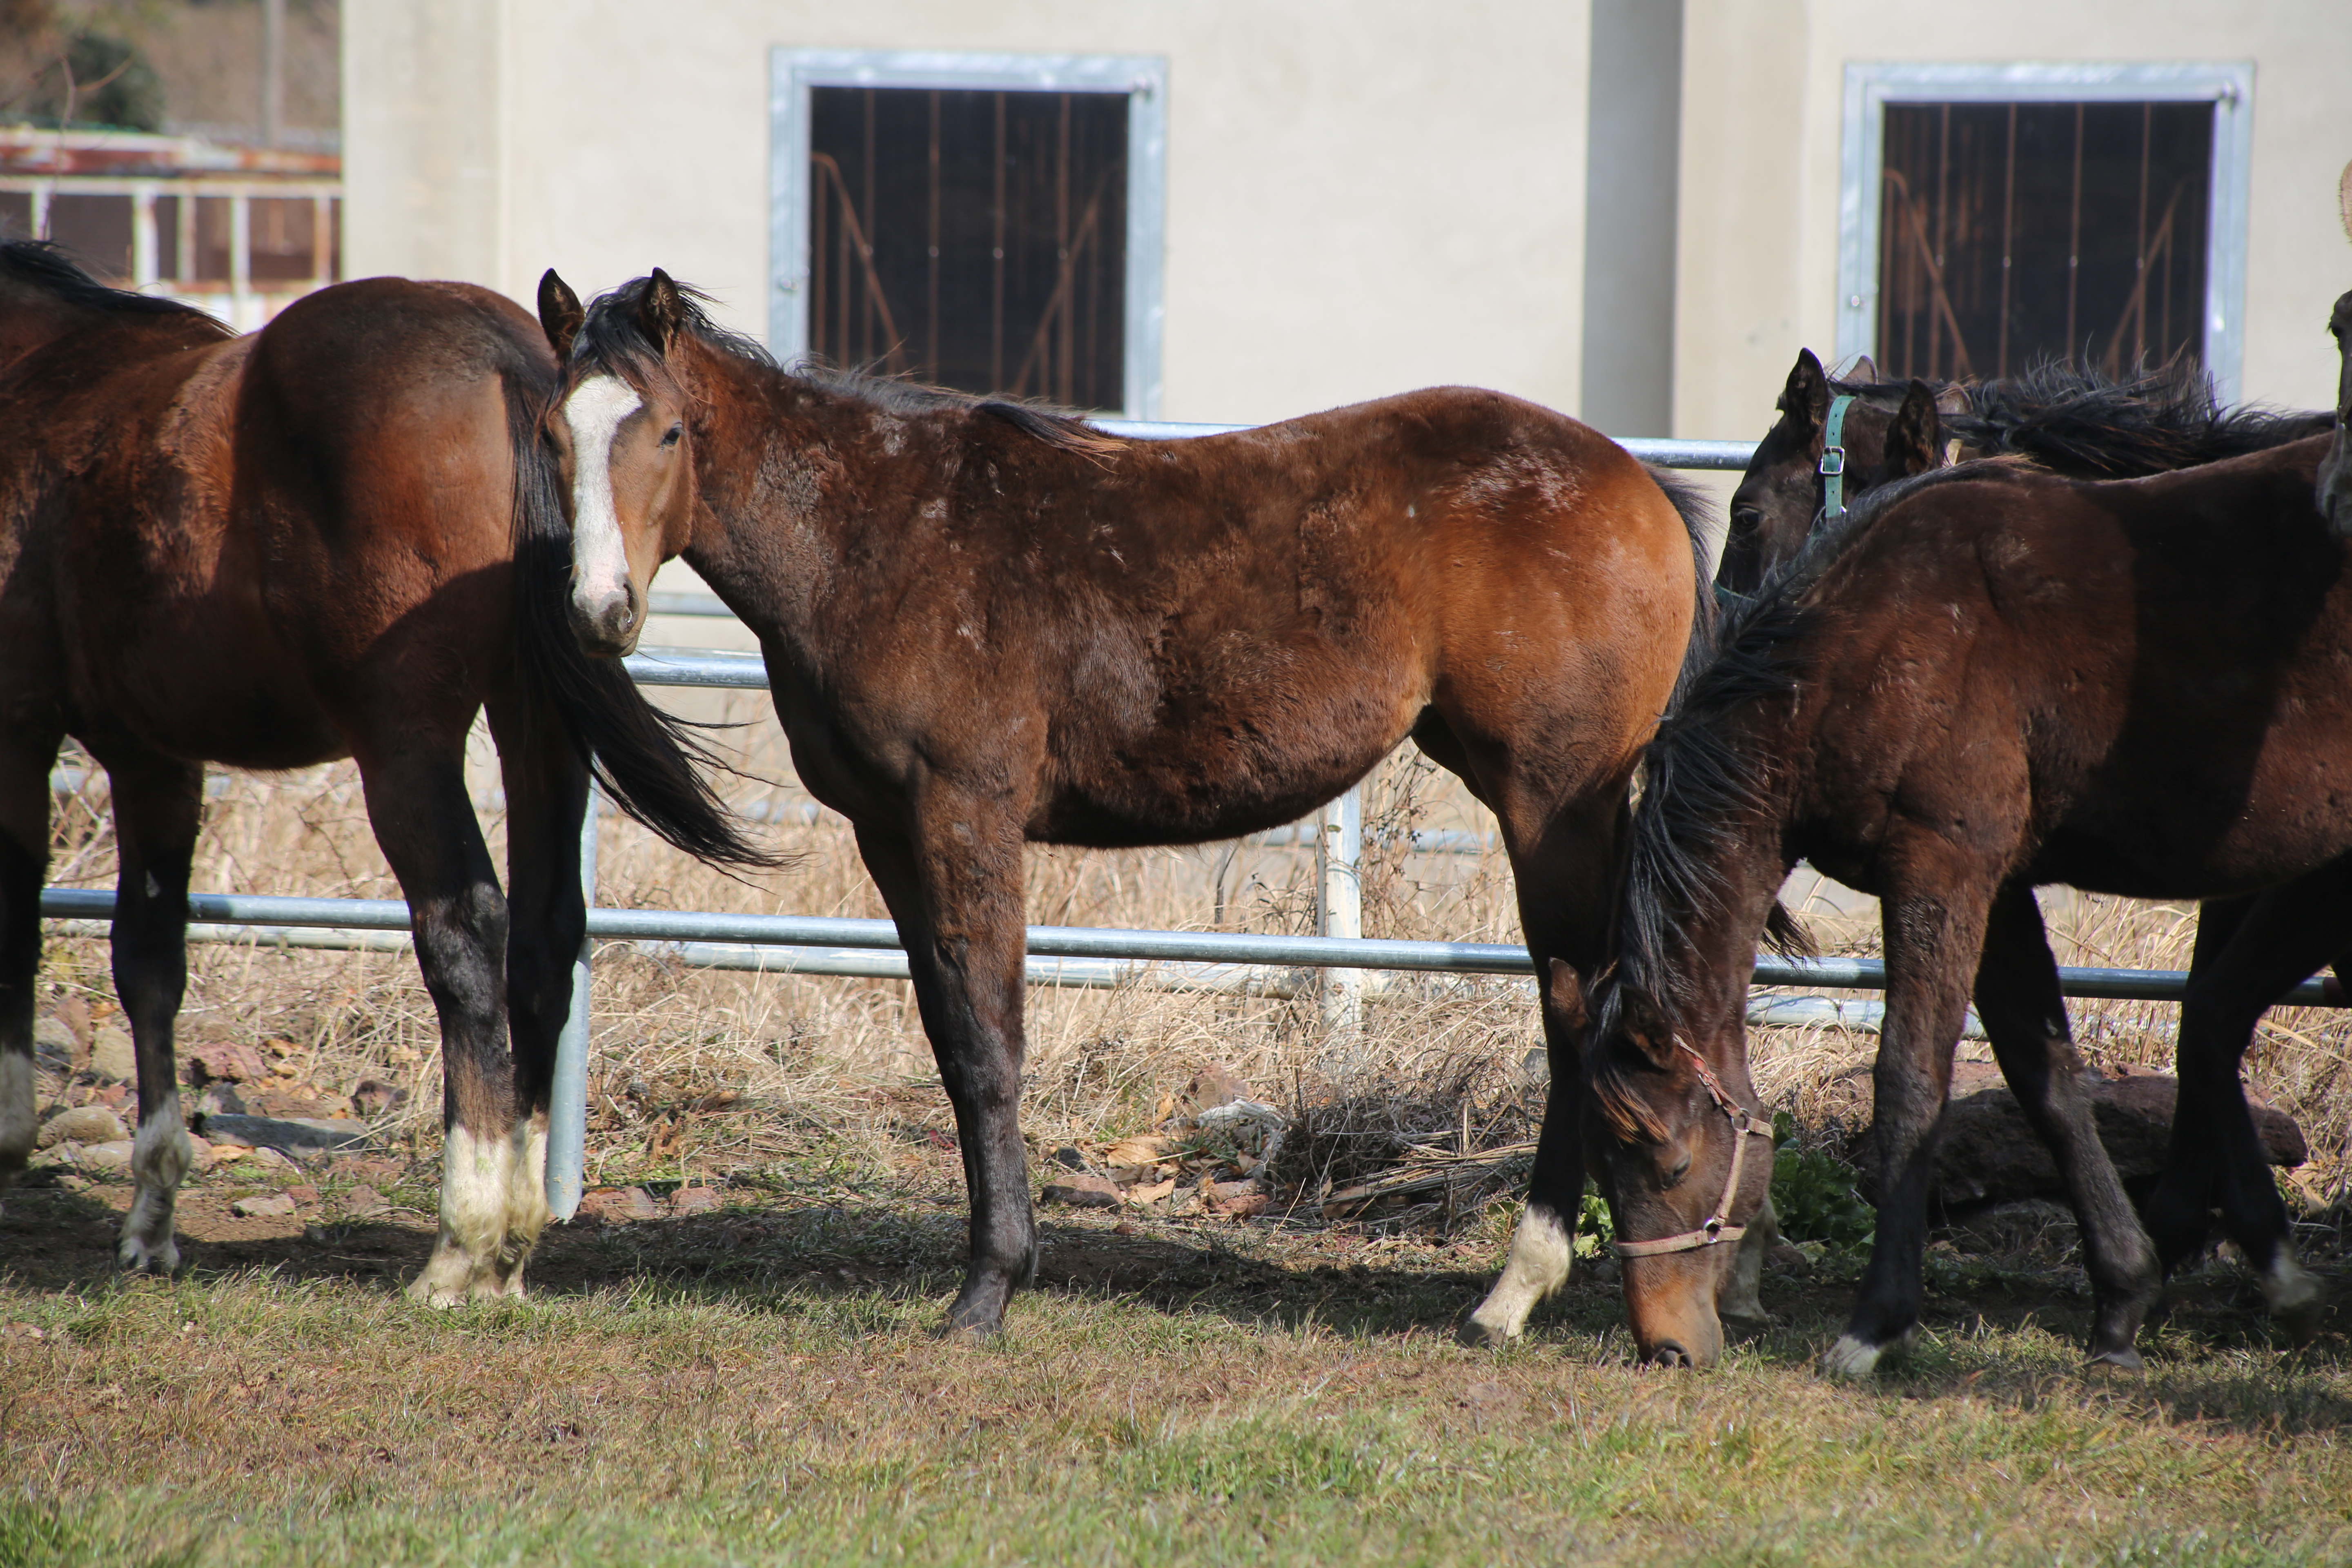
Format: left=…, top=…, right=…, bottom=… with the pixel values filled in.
left=89, top=1027, right=136, bottom=1084
left=1852, top=1061, right=2307, bottom=1208
left=36, top=1105, right=127, bottom=1149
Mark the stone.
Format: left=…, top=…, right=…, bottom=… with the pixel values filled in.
left=285, top=1184, right=321, bottom=1208
left=349, top=1079, right=408, bottom=1118
left=183, top=1134, right=214, bottom=1174
left=31, top=1017, right=75, bottom=1068
left=669, top=1186, right=723, bottom=1216
left=49, top=996, right=90, bottom=1049
left=1049, top=1145, right=1089, bottom=1172
left=1766, top=1240, right=1813, bottom=1276
left=74, top=1140, right=134, bottom=1171
left=184, top=1041, right=269, bottom=1087
left=343, top=1185, right=387, bottom=1216
left=196, top=1114, right=369, bottom=1155
left=1206, top=1178, right=1262, bottom=1205
left=88, top=1027, right=136, bottom=1083
left=230, top=1192, right=298, bottom=1219
left=576, top=1187, right=662, bottom=1224
left=36, top=1105, right=127, bottom=1149
left=1851, top=1061, right=2307, bottom=1209
left=1040, top=1175, right=1121, bottom=1209
left=1213, top=1192, right=1272, bottom=1219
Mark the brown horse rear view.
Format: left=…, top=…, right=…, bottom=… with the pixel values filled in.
left=533, top=270, right=1712, bottom=1336
left=0, top=244, right=763, bottom=1298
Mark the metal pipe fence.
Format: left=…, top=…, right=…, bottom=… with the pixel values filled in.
left=42, top=424, right=2317, bottom=1218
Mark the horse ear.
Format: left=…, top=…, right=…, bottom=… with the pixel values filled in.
left=1545, top=958, right=1590, bottom=1033
left=1845, top=353, right=1880, bottom=385
left=1780, top=349, right=1829, bottom=431
left=1617, top=985, right=1678, bottom=1067
left=639, top=268, right=688, bottom=350
left=537, top=270, right=584, bottom=362
left=1883, top=379, right=1944, bottom=478
left=1935, top=383, right=1971, bottom=418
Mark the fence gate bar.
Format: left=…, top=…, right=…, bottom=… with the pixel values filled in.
left=543, top=782, right=600, bottom=1219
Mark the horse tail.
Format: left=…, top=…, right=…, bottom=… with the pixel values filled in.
left=1642, top=463, right=1722, bottom=712
left=502, top=373, right=783, bottom=869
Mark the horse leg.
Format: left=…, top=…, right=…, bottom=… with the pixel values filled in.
left=1720, top=1192, right=1782, bottom=1326
left=483, top=693, right=591, bottom=1289
left=81, top=739, right=203, bottom=1272
left=2139, top=893, right=2257, bottom=1276
left=2149, top=868, right=2352, bottom=1343
left=354, top=739, right=522, bottom=1305
left=853, top=810, right=1035, bottom=1335
left=1822, top=858, right=1990, bottom=1379
left=1465, top=782, right=1621, bottom=1346
left=0, top=724, right=61, bottom=1207
left=1973, top=880, right=2159, bottom=1367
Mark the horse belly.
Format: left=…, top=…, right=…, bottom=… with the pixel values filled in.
left=1037, top=690, right=1420, bottom=849
left=72, top=610, right=345, bottom=771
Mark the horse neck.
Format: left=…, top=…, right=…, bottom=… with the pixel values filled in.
left=675, top=347, right=885, bottom=640
left=0, top=290, right=100, bottom=373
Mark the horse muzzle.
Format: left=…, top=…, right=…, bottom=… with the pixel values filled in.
left=569, top=582, right=643, bottom=658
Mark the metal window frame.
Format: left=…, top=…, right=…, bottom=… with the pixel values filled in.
left=1837, top=61, right=2254, bottom=399
left=769, top=48, right=1169, bottom=419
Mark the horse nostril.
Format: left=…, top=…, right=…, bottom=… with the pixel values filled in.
left=1648, top=1340, right=1695, bottom=1369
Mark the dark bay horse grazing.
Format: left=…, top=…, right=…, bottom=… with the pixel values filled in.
left=533, top=269, right=1712, bottom=1336
left=0, top=243, right=764, bottom=1299
left=1577, top=424, right=2347, bottom=1375
left=1718, top=349, right=2335, bottom=598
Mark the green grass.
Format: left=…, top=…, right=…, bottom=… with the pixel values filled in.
left=4, top=1238, right=2348, bottom=1568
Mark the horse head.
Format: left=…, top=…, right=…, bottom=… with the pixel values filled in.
left=1720, top=352, right=1953, bottom=596
left=538, top=267, right=705, bottom=658
left=1577, top=963, right=1774, bottom=1369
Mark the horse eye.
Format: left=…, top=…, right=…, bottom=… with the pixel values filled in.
left=1659, top=1152, right=1692, bottom=1191
left=660, top=423, right=682, bottom=448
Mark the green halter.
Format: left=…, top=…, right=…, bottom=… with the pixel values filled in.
left=1815, top=392, right=1853, bottom=522
left=1819, top=394, right=1856, bottom=522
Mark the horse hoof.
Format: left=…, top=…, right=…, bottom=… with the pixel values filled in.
left=1821, top=1327, right=1916, bottom=1380
left=1820, top=1334, right=1882, bottom=1380
left=1458, top=1312, right=1518, bottom=1350
left=116, top=1238, right=181, bottom=1276
left=2087, top=1345, right=2145, bottom=1374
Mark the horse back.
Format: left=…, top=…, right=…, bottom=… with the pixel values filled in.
left=841, top=385, right=1697, bottom=844
left=0, top=278, right=554, bottom=769
left=1789, top=436, right=2351, bottom=895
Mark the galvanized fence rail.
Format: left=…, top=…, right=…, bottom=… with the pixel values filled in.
left=40, top=425, right=2320, bottom=1218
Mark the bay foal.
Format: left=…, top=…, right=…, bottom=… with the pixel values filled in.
left=535, top=270, right=1710, bottom=1335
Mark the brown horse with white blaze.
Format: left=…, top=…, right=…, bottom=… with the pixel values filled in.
left=535, top=269, right=1713, bottom=1336
left=0, top=243, right=767, bottom=1297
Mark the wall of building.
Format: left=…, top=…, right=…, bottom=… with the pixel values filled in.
left=343, top=0, right=1593, bottom=425
left=1675, top=0, right=2352, bottom=442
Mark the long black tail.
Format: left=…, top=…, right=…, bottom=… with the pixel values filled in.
left=1642, top=463, right=1723, bottom=712
left=503, top=376, right=782, bottom=869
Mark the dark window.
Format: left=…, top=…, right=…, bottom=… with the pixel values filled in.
left=809, top=86, right=1128, bottom=411
left=1878, top=102, right=2212, bottom=381
left=47, top=193, right=134, bottom=282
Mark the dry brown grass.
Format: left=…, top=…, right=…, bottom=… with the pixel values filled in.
left=29, top=664, right=2352, bottom=1219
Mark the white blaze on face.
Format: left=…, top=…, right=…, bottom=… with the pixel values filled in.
left=561, top=375, right=645, bottom=619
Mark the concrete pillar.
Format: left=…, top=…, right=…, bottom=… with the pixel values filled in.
left=1578, top=0, right=1683, bottom=437
left=342, top=0, right=505, bottom=287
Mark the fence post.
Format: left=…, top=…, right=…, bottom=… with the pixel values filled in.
left=544, top=780, right=599, bottom=1220
left=1315, top=786, right=1364, bottom=1039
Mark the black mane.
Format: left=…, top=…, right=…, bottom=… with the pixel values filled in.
left=0, top=239, right=218, bottom=322
left=572, top=275, right=1121, bottom=457
left=1822, top=357, right=2330, bottom=478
